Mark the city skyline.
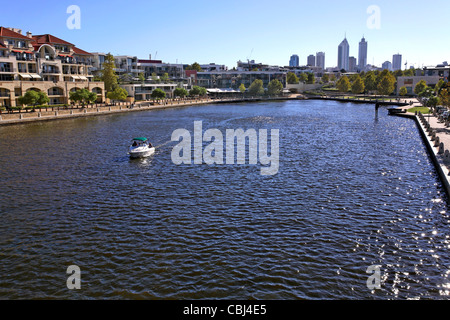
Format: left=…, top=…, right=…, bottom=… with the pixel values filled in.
left=0, top=0, right=448, bottom=70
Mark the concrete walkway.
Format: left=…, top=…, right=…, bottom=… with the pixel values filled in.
left=410, top=108, right=450, bottom=196
left=0, top=96, right=296, bottom=126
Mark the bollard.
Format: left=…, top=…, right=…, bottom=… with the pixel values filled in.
left=109, top=107, right=111, bottom=111
left=97, top=108, right=100, bottom=112
left=38, top=112, right=41, bottom=118
left=445, top=150, right=450, bottom=163
left=84, top=109, right=87, bottom=114
left=439, top=143, right=445, bottom=154
left=70, top=110, right=74, bottom=115
left=55, top=111, right=58, bottom=116
left=20, top=114, right=23, bottom=119
left=435, top=136, right=440, bottom=147
left=431, top=131, right=436, bottom=140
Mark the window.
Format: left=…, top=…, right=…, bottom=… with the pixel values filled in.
left=18, top=63, right=27, bottom=73
left=0, top=62, right=12, bottom=72
left=404, top=79, right=413, bottom=85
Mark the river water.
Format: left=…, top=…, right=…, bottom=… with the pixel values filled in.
left=0, top=99, right=449, bottom=300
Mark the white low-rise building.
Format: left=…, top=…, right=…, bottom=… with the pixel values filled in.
left=397, top=76, right=441, bottom=95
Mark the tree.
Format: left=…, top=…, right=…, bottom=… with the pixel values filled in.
left=189, top=86, right=207, bottom=97
left=414, top=80, right=428, bottom=95
left=71, top=89, right=98, bottom=105
left=321, top=74, right=329, bottom=83
left=351, top=75, right=365, bottom=94
left=307, top=72, right=315, bottom=84
left=151, top=88, right=166, bottom=100
left=336, top=76, right=350, bottom=93
left=403, top=69, right=415, bottom=77
left=267, top=79, right=283, bottom=96
left=138, top=73, right=146, bottom=82
left=287, top=72, right=299, bottom=84
left=377, top=72, right=396, bottom=96
left=299, top=73, right=308, bottom=83
left=173, top=87, right=188, bottom=98
left=101, top=53, right=118, bottom=93
left=418, top=86, right=434, bottom=99
left=399, top=86, right=408, bottom=96
left=186, top=62, right=202, bottom=72
left=107, top=87, right=128, bottom=101
left=375, top=69, right=392, bottom=87
left=393, top=70, right=404, bottom=78
left=363, top=71, right=377, bottom=93
left=427, top=96, right=439, bottom=108
left=160, top=73, right=169, bottom=83
left=239, top=83, right=246, bottom=94
left=248, top=79, right=264, bottom=95
left=434, top=79, right=445, bottom=95
left=18, top=90, right=49, bottom=108
left=18, top=90, right=39, bottom=107
left=439, top=88, right=450, bottom=108
left=37, top=91, right=50, bottom=106
left=199, top=87, right=207, bottom=96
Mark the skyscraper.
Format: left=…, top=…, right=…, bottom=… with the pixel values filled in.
left=316, top=52, right=325, bottom=70
left=307, top=54, right=316, bottom=67
left=289, top=54, right=299, bottom=67
left=358, top=37, right=368, bottom=71
left=382, top=61, right=392, bottom=71
left=393, top=54, right=402, bottom=71
left=338, top=37, right=350, bottom=71
left=349, top=57, right=357, bottom=72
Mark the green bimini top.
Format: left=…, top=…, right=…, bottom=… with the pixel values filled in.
left=133, top=137, right=148, bottom=142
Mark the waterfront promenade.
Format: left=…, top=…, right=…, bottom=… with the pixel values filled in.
left=0, top=96, right=295, bottom=126
left=393, top=101, right=450, bottom=197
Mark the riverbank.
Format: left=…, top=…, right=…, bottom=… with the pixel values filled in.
left=306, top=95, right=410, bottom=107
left=0, top=96, right=296, bottom=126
left=390, top=102, right=450, bottom=197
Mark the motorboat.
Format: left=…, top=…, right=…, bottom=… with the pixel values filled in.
left=128, top=137, right=155, bottom=159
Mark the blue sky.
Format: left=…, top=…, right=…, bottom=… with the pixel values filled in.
left=2, top=0, right=449, bottom=69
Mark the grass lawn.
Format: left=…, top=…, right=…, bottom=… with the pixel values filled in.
left=407, top=106, right=431, bottom=114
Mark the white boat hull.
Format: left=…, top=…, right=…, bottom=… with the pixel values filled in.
left=129, top=147, right=155, bottom=159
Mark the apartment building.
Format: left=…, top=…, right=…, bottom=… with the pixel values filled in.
left=121, top=82, right=190, bottom=100
left=0, top=27, right=105, bottom=107
left=196, top=71, right=287, bottom=89
left=138, top=59, right=184, bottom=80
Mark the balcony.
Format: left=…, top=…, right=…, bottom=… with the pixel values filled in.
left=16, top=56, right=35, bottom=62
left=0, top=67, right=15, bottom=73
left=42, top=69, right=60, bottom=74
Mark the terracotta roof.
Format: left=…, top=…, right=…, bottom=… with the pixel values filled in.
left=72, top=46, right=92, bottom=56
left=0, top=27, right=31, bottom=40
left=31, top=34, right=73, bottom=46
